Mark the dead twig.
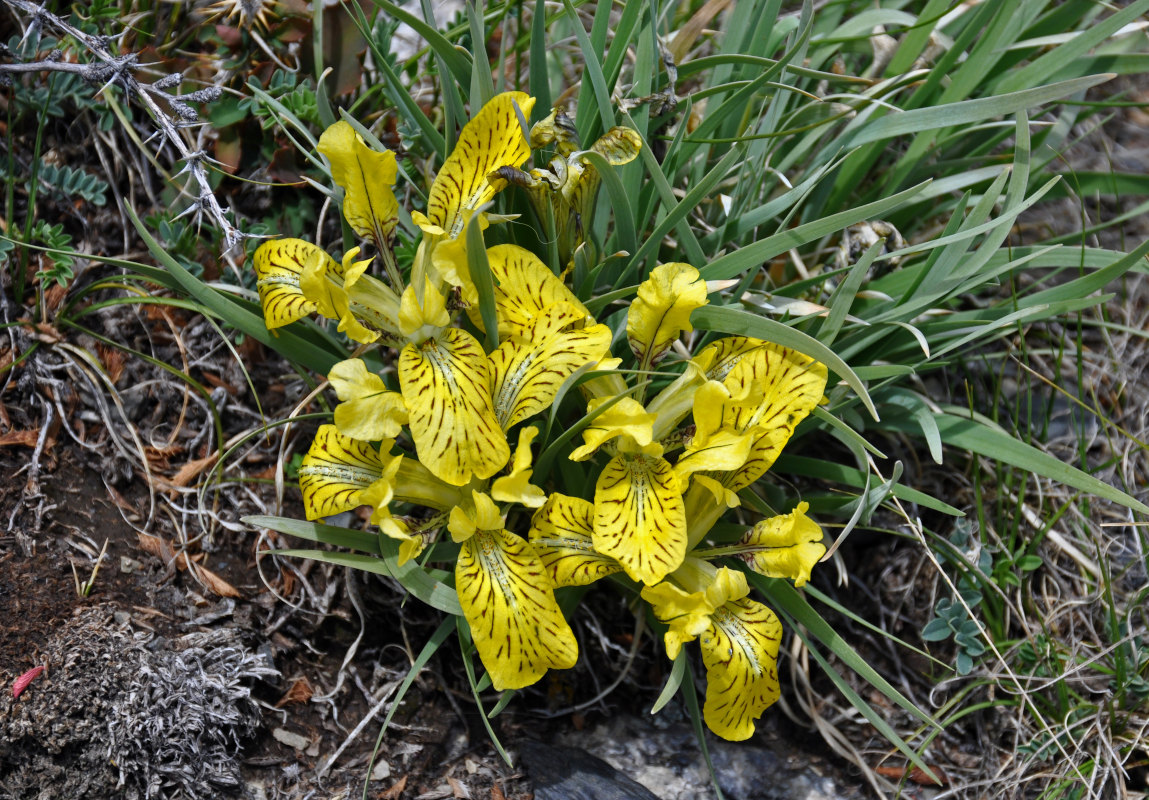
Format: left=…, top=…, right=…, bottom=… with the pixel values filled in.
left=0, top=0, right=245, bottom=255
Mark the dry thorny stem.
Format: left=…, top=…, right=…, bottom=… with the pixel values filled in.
left=0, top=0, right=246, bottom=255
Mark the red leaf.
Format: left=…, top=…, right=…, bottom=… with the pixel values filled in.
left=12, top=665, right=45, bottom=699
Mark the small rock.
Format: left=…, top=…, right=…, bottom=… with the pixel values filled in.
left=120, top=556, right=143, bottom=574
left=519, top=740, right=661, bottom=800
left=272, top=727, right=311, bottom=751
left=371, top=758, right=392, bottom=781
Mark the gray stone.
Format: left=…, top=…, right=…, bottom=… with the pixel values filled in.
left=519, top=740, right=662, bottom=800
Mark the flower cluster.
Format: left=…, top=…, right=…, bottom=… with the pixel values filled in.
left=253, top=92, right=829, bottom=740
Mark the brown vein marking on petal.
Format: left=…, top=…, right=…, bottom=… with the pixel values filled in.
left=253, top=239, right=332, bottom=327
left=489, top=307, right=610, bottom=430
left=298, top=425, right=383, bottom=520
left=426, top=93, right=535, bottom=238
left=529, top=494, right=622, bottom=587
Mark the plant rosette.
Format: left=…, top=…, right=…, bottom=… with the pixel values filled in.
left=251, top=91, right=829, bottom=741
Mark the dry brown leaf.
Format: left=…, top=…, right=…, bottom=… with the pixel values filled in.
left=43, top=283, right=68, bottom=313
left=30, top=322, right=62, bottom=343
left=251, top=465, right=277, bottom=481
left=145, top=443, right=184, bottom=471
left=171, top=454, right=220, bottom=489
left=195, top=564, right=242, bottom=598
left=874, top=765, right=947, bottom=786
left=275, top=677, right=314, bottom=708
left=669, top=0, right=731, bottom=62
left=96, top=344, right=126, bottom=385
left=448, top=777, right=470, bottom=799
left=379, top=775, right=407, bottom=799
left=201, top=371, right=239, bottom=396
left=0, top=428, right=39, bottom=448
left=137, top=532, right=237, bottom=597
left=107, top=484, right=141, bottom=520
left=137, top=532, right=187, bottom=568
left=489, top=786, right=507, bottom=800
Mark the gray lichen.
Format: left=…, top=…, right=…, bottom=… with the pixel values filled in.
left=1, top=607, right=277, bottom=799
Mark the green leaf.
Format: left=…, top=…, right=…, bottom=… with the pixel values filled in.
left=700, top=181, right=929, bottom=281
left=365, top=615, right=455, bottom=798
left=650, top=649, right=686, bottom=715
left=921, top=618, right=953, bottom=642
left=818, top=239, right=882, bottom=346
left=456, top=618, right=512, bottom=766
left=995, top=0, right=1149, bottom=94
left=561, top=0, right=614, bottom=141
left=466, top=215, right=499, bottom=352
left=622, top=143, right=745, bottom=281
left=466, top=0, right=496, bottom=106
left=366, top=0, right=473, bottom=87
left=754, top=575, right=940, bottom=730
left=921, top=414, right=1149, bottom=513
left=528, top=1, right=552, bottom=117
left=843, top=75, right=1114, bottom=153
left=273, top=547, right=462, bottom=615
left=247, top=514, right=462, bottom=615
left=579, top=149, right=637, bottom=259
left=774, top=454, right=962, bottom=516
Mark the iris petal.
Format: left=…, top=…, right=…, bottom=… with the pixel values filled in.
left=426, top=92, right=537, bottom=238
left=593, top=448, right=687, bottom=585
left=456, top=528, right=578, bottom=690
left=489, top=304, right=612, bottom=430
left=700, top=598, right=783, bottom=741
left=298, top=425, right=385, bottom=520
left=252, top=239, right=324, bottom=329
left=398, top=329, right=510, bottom=486
left=529, top=493, right=622, bottom=587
